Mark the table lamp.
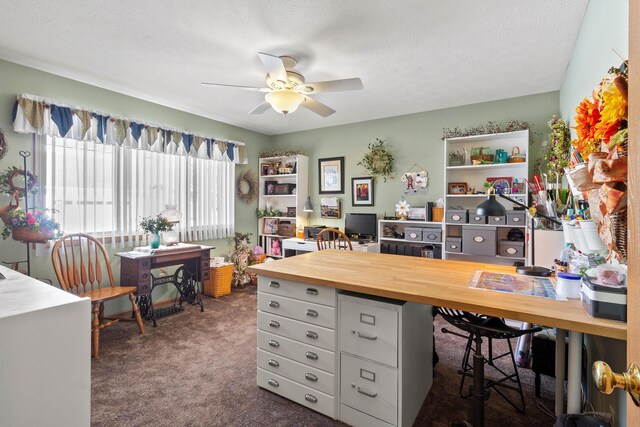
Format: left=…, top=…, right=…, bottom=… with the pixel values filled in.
left=476, top=187, right=561, bottom=277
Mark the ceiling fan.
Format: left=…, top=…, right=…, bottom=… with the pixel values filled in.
left=202, top=53, right=363, bottom=117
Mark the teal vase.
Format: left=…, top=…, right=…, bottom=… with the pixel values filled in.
left=150, top=232, right=161, bottom=249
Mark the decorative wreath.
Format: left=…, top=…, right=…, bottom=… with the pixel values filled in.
left=0, top=166, right=38, bottom=197
left=358, top=138, right=395, bottom=182
left=237, top=169, right=258, bottom=203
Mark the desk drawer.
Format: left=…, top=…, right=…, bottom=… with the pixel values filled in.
left=340, top=353, right=398, bottom=425
left=258, top=276, right=336, bottom=307
left=258, top=368, right=336, bottom=418
left=258, top=292, right=336, bottom=329
left=257, top=330, right=335, bottom=373
left=340, top=404, right=395, bottom=427
left=282, top=239, right=318, bottom=252
left=339, top=295, right=399, bottom=367
left=258, top=311, right=336, bottom=351
left=257, top=349, right=335, bottom=396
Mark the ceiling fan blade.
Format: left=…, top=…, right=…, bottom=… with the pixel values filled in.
left=248, top=101, right=271, bottom=115
left=301, top=97, right=336, bottom=117
left=300, top=78, right=363, bottom=94
left=258, top=52, right=289, bottom=84
left=201, top=82, right=270, bottom=92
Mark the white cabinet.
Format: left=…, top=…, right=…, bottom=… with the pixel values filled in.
left=443, top=130, right=530, bottom=266
left=0, top=266, right=91, bottom=427
left=282, top=237, right=380, bottom=258
left=258, top=155, right=309, bottom=259
left=256, top=275, right=338, bottom=418
left=338, top=293, right=433, bottom=427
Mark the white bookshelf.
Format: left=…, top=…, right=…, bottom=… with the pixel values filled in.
left=443, top=130, right=530, bottom=266
left=258, top=155, right=308, bottom=259
left=378, top=219, right=444, bottom=258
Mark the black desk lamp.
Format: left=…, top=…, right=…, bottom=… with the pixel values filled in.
left=476, top=187, right=562, bottom=277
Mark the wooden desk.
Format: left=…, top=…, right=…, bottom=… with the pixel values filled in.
left=248, top=250, right=627, bottom=416
left=116, top=245, right=212, bottom=326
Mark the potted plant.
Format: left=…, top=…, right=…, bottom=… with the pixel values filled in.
left=2, top=208, right=62, bottom=243
left=139, top=215, right=173, bottom=249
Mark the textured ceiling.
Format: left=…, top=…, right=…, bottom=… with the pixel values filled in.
left=0, top=0, right=588, bottom=136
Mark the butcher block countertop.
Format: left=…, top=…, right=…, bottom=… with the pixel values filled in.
left=248, top=250, right=626, bottom=341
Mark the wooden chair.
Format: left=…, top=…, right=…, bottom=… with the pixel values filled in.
left=51, top=233, right=144, bottom=358
left=316, top=228, right=353, bottom=251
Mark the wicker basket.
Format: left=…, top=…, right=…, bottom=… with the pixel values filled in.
left=470, top=147, right=494, bottom=163
left=507, top=147, right=526, bottom=163
left=11, top=226, right=54, bottom=243
left=0, top=192, right=19, bottom=225
left=203, top=263, right=233, bottom=298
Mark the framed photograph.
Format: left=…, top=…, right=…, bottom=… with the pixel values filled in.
left=486, top=176, right=513, bottom=195
left=408, top=206, right=427, bottom=220
left=319, top=157, right=344, bottom=194
left=448, top=182, right=468, bottom=194
left=262, top=218, right=279, bottom=234
left=265, top=181, right=276, bottom=195
left=286, top=207, right=296, bottom=217
left=320, top=197, right=341, bottom=219
left=260, top=163, right=270, bottom=176
left=351, top=177, right=374, bottom=206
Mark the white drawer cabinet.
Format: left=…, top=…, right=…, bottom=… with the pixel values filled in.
left=338, top=293, right=433, bottom=427
left=257, top=311, right=336, bottom=351
left=258, top=275, right=336, bottom=307
left=257, top=275, right=338, bottom=419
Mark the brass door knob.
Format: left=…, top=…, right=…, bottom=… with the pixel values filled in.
left=593, top=361, right=640, bottom=406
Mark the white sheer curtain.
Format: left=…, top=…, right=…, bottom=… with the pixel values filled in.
left=38, top=135, right=234, bottom=245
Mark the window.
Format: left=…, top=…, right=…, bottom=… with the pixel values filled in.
left=39, top=135, right=234, bottom=243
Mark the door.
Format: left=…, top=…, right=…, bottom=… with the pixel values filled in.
left=595, top=2, right=640, bottom=424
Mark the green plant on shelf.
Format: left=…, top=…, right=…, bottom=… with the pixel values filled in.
left=256, top=208, right=282, bottom=218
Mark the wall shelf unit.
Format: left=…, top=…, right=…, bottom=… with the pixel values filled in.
left=443, top=130, right=530, bottom=266
left=258, top=155, right=308, bottom=259
left=378, top=219, right=443, bottom=259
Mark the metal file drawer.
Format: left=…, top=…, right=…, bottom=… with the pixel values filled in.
left=258, top=368, right=336, bottom=418
left=258, top=275, right=336, bottom=307
left=339, top=294, right=399, bottom=367
left=340, top=353, right=398, bottom=425
left=257, top=311, right=336, bottom=351
left=340, top=404, right=395, bottom=427
left=257, top=348, right=335, bottom=395
left=258, top=292, right=336, bottom=329
left=257, top=330, right=336, bottom=373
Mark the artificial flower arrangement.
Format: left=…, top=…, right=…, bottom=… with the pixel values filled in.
left=1, top=207, right=62, bottom=242
left=567, top=61, right=628, bottom=262
left=138, top=215, right=174, bottom=234
left=545, top=115, right=571, bottom=181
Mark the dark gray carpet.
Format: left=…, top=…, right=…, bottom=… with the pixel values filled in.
left=92, top=286, right=557, bottom=426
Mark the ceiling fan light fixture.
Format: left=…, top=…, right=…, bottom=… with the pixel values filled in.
left=265, top=90, right=305, bottom=115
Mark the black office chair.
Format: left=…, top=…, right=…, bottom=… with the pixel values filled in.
left=436, top=307, right=541, bottom=427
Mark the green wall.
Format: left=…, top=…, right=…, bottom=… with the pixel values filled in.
left=559, top=0, right=629, bottom=132
left=271, top=92, right=559, bottom=229
left=0, top=59, right=270, bottom=313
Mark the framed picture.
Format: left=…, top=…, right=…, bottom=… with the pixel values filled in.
left=265, top=181, right=276, bottom=195
left=286, top=207, right=296, bottom=217
left=263, top=218, right=279, bottom=234
left=486, top=176, right=513, bottom=195
left=448, top=182, right=468, bottom=194
left=260, top=164, right=270, bottom=176
left=320, top=197, right=341, bottom=219
left=351, top=177, right=374, bottom=206
left=319, top=157, right=344, bottom=194
left=408, top=206, right=426, bottom=220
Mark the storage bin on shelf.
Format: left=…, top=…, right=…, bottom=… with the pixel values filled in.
left=462, top=225, right=497, bottom=256
left=203, top=262, right=234, bottom=298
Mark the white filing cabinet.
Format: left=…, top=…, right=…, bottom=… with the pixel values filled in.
left=338, top=293, right=433, bottom=427
left=256, top=275, right=339, bottom=418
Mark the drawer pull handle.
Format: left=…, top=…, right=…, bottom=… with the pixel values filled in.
left=269, top=281, right=280, bottom=288
left=268, top=320, right=280, bottom=328
left=306, top=309, right=319, bottom=318
left=267, top=379, right=279, bottom=387
left=304, top=394, right=318, bottom=403
left=354, top=331, right=378, bottom=341
left=357, top=387, right=378, bottom=398
left=268, top=340, right=280, bottom=348
left=306, top=288, right=319, bottom=296
left=268, top=359, right=279, bottom=367
left=305, top=373, right=318, bottom=382
left=268, top=300, right=280, bottom=308
left=473, top=236, right=485, bottom=243
left=305, top=351, right=318, bottom=360
left=305, top=330, right=318, bottom=339
left=296, top=242, right=306, bottom=245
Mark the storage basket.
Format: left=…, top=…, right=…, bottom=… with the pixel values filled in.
left=0, top=192, right=19, bottom=225
left=470, top=147, right=494, bottom=163
left=203, top=263, right=233, bottom=298
left=431, top=207, right=444, bottom=222
left=11, top=226, right=54, bottom=243
left=507, top=147, right=526, bottom=163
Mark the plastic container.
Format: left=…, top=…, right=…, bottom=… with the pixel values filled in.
left=555, top=272, right=582, bottom=299
left=578, top=220, right=607, bottom=251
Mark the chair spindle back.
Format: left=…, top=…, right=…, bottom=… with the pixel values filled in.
left=316, top=229, right=353, bottom=251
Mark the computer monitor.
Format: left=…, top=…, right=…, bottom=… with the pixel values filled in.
left=344, top=213, right=377, bottom=241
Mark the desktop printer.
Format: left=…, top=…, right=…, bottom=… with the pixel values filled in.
left=304, top=225, right=329, bottom=240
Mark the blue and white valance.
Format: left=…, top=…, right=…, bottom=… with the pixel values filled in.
left=12, top=94, right=247, bottom=164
